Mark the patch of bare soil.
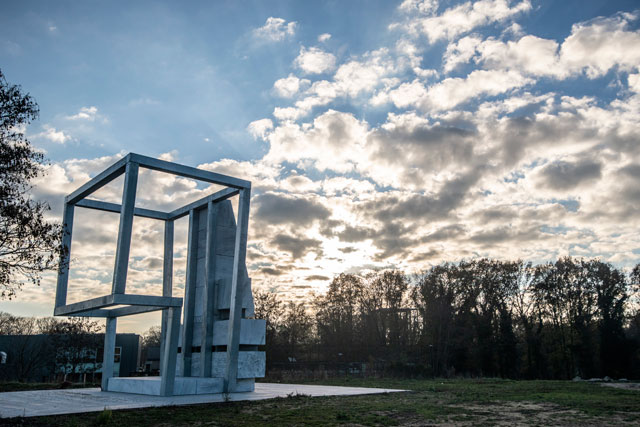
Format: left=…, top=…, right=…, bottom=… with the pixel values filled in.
left=429, top=401, right=638, bottom=426
left=601, top=382, right=640, bottom=391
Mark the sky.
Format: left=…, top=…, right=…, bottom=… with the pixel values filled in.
left=1, top=0, right=640, bottom=333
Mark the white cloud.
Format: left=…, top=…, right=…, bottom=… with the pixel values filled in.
left=294, top=47, right=336, bottom=74
left=396, top=0, right=532, bottom=43
left=248, top=118, right=274, bottom=139
left=333, top=48, right=398, bottom=97
left=629, top=73, right=640, bottom=93
left=35, top=125, right=71, bottom=144
left=273, top=106, right=307, bottom=122
left=559, top=13, right=640, bottom=78
left=273, top=74, right=310, bottom=98
left=398, top=0, right=438, bottom=15
left=264, top=110, right=368, bottom=173
left=385, top=69, right=531, bottom=111
left=477, top=35, right=562, bottom=76
left=463, top=13, right=640, bottom=80
left=387, top=79, right=429, bottom=108
left=66, top=106, right=98, bottom=121
left=253, top=17, right=297, bottom=42
left=443, top=34, right=483, bottom=72
left=318, top=33, right=331, bottom=43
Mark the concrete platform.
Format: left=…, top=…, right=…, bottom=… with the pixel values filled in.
left=0, top=382, right=405, bottom=418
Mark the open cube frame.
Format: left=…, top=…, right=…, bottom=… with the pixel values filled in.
left=54, top=153, right=251, bottom=395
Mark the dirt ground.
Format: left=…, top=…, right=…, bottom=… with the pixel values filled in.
left=601, top=382, right=640, bottom=391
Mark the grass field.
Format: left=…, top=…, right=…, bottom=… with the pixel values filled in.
left=2, top=378, right=639, bottom=426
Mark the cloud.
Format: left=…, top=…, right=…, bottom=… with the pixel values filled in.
left=536, top=159, right=602, bottom=191
left=272, top=233, right=323, bottom=259
left=448, top=13, right=640, bottom=80
left=254, top=192, right=331, bottom=226
left=443, top=34, right=483, bottom=72
left=395, top=0, right=532, bottom=43
left=398, top=0, right=438, bottom=15
left=248, top=118, right=273, bottom=139
left=264, top=110, right=368, bottom=173
left=253, top=17, right=297, bottom=42
left=560, top=13, right=640, bottom=78
left=273, top=74, right=310, bottom=98
left=66, top=106, right=98, bottom=121
left=294, top=47, right=337, bottom=74
left=383, top=69, right=531, bottom=112
left=306, top=274, right=330, bottom=281
left=34, top=125, right=71, bottom=144
left=318, top=33, right=331, bottom=43
left=629, top=73, right=640, bottom=93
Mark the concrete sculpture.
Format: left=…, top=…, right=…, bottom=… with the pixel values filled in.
left=54, top=153, right=265, bottom=396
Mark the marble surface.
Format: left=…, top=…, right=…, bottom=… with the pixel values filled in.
left=106, top=376, right=226, bottom=395
left=0, top=383, right=405, bottom=418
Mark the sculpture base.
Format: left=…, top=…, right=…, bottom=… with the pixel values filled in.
left=106, top=377, right=255, bottom=395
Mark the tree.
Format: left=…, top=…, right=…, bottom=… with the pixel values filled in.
left=142, top=326, right=162, bottom=350
left=253, top=289, right=285, bottom=364
left=0, top=69, right=62, bottom=299
left=43, top=317, right=103, bottom=382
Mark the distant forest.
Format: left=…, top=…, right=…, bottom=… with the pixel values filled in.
left=255, top=257, right=640, bottom=380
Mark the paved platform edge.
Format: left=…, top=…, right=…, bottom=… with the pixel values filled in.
left=0, top=383, right=406, bottom=418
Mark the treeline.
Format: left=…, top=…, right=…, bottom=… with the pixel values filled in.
left=254, top=257, right=640, bottom=380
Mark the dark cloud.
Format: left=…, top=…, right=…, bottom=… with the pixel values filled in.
left=138, top=256, right=163, bottom=270
left=336, top=225, right=376, bottom=242
left=259, top=267, right=284, bottom=276
left=420, top=224, right=466, bottom=243
left=272, top=233, right=323, bottom=259
left=618, top=164, right=640, bottom=178
left=478, top=207, right=517, bottom=222
left=339, top=246, right=358, bottom=253
left=254, top=192, right=331, bottom=226
left=368, top=123, right=476, bottom=184
left=305, top=275, right=330, bottom=281
left=409, top=249, right=440, bottom=263
left=496, top=114, right=599, bottom=168
left=360, top=170, right=482, bottom=224
left=538, top=159, right=602, bottom=190
left=468, top=225, right=545, bottom=246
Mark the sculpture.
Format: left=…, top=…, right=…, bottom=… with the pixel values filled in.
left=54, top=153, right=265, bottom=396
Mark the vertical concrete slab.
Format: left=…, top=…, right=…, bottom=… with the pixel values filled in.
left=200, top=202, right=218, bottom=377
left=181, top=209, right=199, bottom=376
left=160, top=306, right=180, bottom=396
left=112, top=161, right=139, bottom=294
left=160, top=220, right=174, bottom=372
left=224, top=188, right=251, bottom=392
left=101, top=316, right=117, bottom=391
left=55, top=202, right=74, bottom=308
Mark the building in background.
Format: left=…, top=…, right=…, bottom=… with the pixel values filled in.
left=0, top=333, right=140, bottom=383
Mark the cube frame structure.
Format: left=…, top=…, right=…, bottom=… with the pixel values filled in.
left=54, top=153, right=252, bottom=395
